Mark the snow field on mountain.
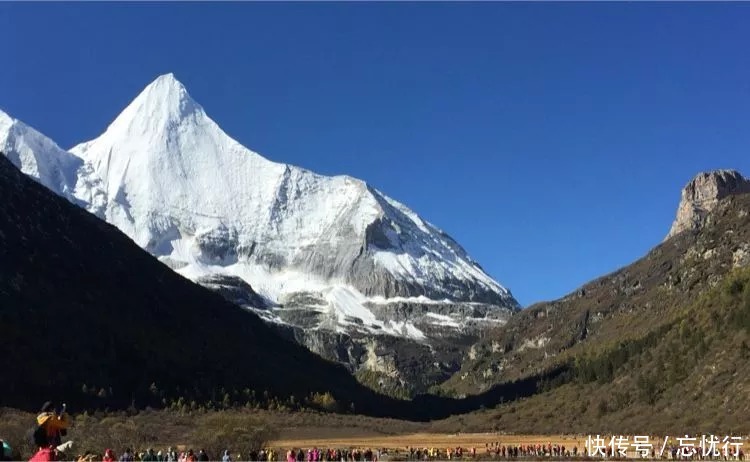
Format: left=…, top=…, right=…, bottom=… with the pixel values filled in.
left=0, top=73, right=518, bottom=344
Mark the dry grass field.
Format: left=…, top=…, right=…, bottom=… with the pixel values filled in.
left=270, top=433, right=587, bottom=451
left=5, top=407, right=742, bottom=461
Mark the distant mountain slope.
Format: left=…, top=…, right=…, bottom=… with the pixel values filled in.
left=405, top=170, right=750, bottom=433
left=0, top=153, right=399, bottom=414
left=439, top=171, right=750, bottom=419
left=435, top=263, right=750, bottom=434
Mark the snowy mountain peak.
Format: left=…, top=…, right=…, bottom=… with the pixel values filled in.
left=0, top=108, right=12, bottom=125
left=1, top=108, right=41, bottom=142
left=0, top=108, right=83, bottom=203
left=5, top=74, right=519, bottom=348
left=152, top=72, right=182, bottom=88
left=69, top=74, right=277, bottom=230
left=75, top=73, right=203, bottom=155
left=132, top=72, right=196, bottom=118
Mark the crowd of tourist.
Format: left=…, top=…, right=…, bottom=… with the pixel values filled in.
left=69, top=447, right=385, bottom=462
left=75, top=447, right=388, bottom=462
left=63, top=443, right=747, bottom=462
left=475, top=443, right=579, bottom=459
left=10, top=401, right=748, bottom=462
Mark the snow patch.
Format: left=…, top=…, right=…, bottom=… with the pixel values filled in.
left=425, top=312, right=461, bottom=328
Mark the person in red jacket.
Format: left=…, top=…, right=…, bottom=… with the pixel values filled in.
left=29, top=447, right=56, bottom=462
left=103, top=449, right=116, bottom=462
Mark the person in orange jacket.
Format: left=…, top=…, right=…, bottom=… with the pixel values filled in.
left=36, top=402, right=70, bottom=447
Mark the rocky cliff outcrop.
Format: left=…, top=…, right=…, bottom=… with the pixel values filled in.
left=666, top=169, right=750, bottom=239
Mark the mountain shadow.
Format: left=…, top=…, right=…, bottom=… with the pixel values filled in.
left=0, top=153, right=398, bottom=415
left=0, top=152, right=569, bottom=422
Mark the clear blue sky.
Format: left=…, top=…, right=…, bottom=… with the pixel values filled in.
left=2, top=3, right=749, bottom=306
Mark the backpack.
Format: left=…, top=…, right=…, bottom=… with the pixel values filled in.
left=31, top=425, right=48, bottom=447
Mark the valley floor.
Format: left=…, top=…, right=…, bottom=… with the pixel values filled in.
left=4, top=407, right=748, bottom=462
left=270, top=433, right=586, bottom=452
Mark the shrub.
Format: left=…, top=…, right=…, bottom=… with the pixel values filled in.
left=0, top=409, right=35, bottom=460
left=307, top=392, right=339, bottom=413
left=190, top=412, right=277, bottom=458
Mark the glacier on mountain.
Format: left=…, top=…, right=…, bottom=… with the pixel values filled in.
left=67, top=73, right=518, bottom=336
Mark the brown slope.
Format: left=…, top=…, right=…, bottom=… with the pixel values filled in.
left=434, top=264, right=750, bottom=434
left=442, top=185, right=750, bottom=397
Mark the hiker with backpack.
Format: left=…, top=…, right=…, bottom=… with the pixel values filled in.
left=35, top=402, right=70, bottom=448
left=30, top=401, right=73, bottom=462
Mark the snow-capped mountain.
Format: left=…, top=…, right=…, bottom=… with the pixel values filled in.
left=69, top=74, right=518, bottom=331
left=1, top=74, right=518, bottom=395
left=0, top=110, right=109, bottom=213
left=0, top=110, right=82, bottom=204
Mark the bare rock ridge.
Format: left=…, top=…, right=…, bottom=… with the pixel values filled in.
left=666, top=169, right=750, bottom=240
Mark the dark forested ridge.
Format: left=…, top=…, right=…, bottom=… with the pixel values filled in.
left=0, top=153, right=389, bottom=415
left=0, top=154, right=550, bottom=421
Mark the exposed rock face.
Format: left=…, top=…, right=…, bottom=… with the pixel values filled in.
left=666, top=170, right=750, bottom=240
left=195, top=274, right=269, bottom=310
left=203, top=283, right=514, bottom=396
